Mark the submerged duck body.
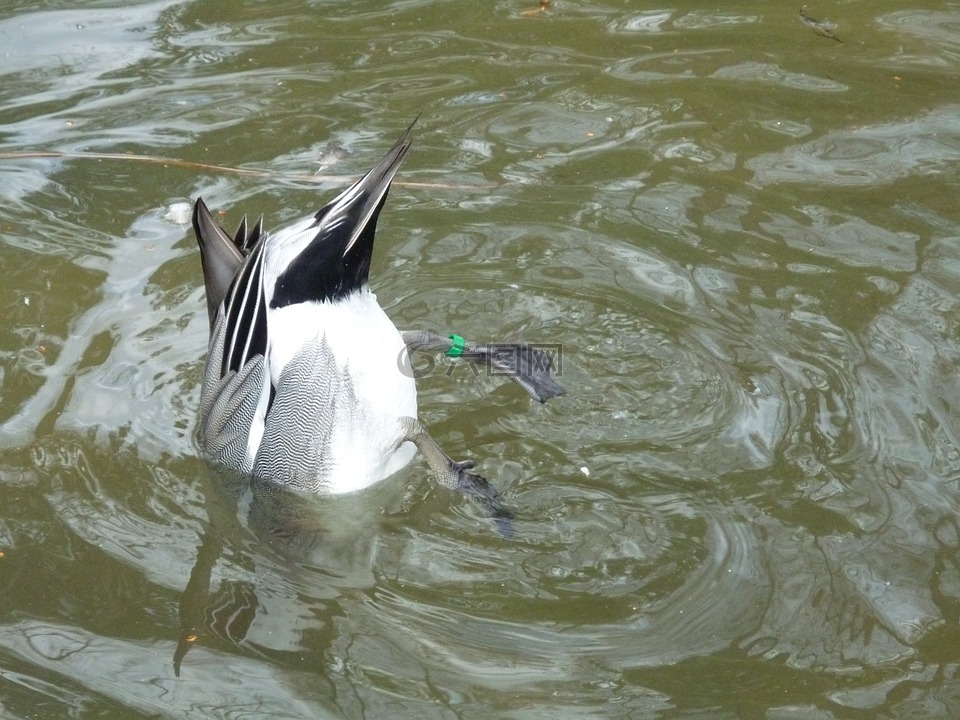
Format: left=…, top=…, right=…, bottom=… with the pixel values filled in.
left=193, top=120, right=563, bottom=515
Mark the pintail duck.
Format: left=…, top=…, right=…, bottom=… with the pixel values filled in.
left=192, top=120, right=563, bottom=520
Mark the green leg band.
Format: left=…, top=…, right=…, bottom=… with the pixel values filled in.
left=447, top=334, right=465, bottom=358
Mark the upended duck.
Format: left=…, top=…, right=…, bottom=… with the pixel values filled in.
left=191, top=120, right=563, bottom=521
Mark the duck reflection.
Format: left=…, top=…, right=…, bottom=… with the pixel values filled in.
left=174, top=467, right=404, bottom=676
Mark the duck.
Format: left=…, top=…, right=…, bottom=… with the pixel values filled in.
left=191, top=119, right=564, bottom=520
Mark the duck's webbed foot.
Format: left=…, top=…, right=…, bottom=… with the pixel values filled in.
left=472, top=341, right=565, bottom=402
left=396, top=417, right=514, bottom=531
left=400, top=330, right=565, bottom=403
left=448, top=459, right=515, bottom=522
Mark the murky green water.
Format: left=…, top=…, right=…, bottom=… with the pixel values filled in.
left=2, top=1, right=960, bottom=717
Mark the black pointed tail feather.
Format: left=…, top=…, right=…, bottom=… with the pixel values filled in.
left=270, top=118, right=418, bottom=308
left=233, top=215, right=263, bottom=256
left=192, top=198, right=245, bottom=328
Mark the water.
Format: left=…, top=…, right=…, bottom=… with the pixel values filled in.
left=2, top=1, right=960, bottom=717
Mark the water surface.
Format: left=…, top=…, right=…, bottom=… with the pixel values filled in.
left=2, top=1, right=960, bottom=717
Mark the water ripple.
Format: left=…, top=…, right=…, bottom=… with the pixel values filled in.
left=748, top=104, right=960, bottom=188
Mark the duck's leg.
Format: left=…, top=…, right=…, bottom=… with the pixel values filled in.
left=400, top=330, right=565, bottom=403
left=394, top=416, right=514, bottom=528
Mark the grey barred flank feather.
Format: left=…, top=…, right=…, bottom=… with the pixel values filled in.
left=198, top=313, right=228, bottom=424
left=199, top=312, right=261, bottom=473
left=253, top=336, right=340, bottom=493
left=201, top=355, right=265, bottom=473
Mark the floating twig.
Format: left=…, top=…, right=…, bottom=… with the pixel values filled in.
left=799, top=5, right=841, bottom=43
left=0, top=149, right=493, bottom=190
